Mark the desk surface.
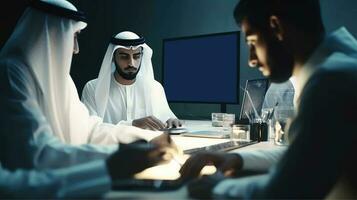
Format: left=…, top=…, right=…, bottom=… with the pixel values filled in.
left=105, top=120, right=277, bottom=199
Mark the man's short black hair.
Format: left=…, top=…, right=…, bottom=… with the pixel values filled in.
left=234, top=0, right=325, bottom=34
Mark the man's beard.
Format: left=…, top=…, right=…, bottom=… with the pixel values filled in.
left=265, top=36, right=294, bottom=83
left=115, top=62, right=141, bottom=80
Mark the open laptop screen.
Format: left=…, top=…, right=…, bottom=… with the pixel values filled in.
left=239, top=79, right=269, bottom=120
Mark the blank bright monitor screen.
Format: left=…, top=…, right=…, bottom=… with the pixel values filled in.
left=162, top=32, right=240, bottom=104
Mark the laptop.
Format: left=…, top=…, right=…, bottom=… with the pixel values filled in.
left=239, top=79, right=269, bottom=121
left=183, top=140, right=258, bottom=154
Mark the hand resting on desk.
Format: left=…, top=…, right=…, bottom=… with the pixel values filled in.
left=180, top=152, right=244, bottom=199
left=106, top=140, right=168, bottom=180
left=150, top=132, right=181, bottom=156
left=132, top=116, right=183, bottom=131
left=132, top=116, right=166, bottom=130
left=179, top=152, right=243, bottom=181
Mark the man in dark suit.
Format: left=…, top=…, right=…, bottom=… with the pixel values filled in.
left=180, top=0, right=357, bottom=198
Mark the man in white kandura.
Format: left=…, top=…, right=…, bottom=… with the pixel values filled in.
left=0, top=0, right=174, bottom=169
left=82, top=31, right=182, bottom=130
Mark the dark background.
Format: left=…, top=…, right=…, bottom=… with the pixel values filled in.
left=2, top=0, right=357, bottom=119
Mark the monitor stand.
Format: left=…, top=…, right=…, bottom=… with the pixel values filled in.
left=220, top=103, right=227, bottom=113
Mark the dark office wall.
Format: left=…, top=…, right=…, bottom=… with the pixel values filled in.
left=0, top=0, right=27, bottom=48
left=2, top=0, right=357, bottom=119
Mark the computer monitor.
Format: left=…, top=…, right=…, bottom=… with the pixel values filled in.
left=239, top=79, right=270, bottom=120
left=162, top=32, right=240, bottom=112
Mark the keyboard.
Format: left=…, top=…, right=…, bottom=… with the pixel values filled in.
left=183, top=140, right=257, bottom=155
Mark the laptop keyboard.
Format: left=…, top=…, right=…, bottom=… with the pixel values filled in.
left=183, top=140, right=257, bottom=155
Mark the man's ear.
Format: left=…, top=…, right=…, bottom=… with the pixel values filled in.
left=269, top=15, right=284, bottom=41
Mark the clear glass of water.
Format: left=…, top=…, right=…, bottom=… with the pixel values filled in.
left=273, top=106, right=293, bottom=145
left=231, top=124, right=250, bottom=141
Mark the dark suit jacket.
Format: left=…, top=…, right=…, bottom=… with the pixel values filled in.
left=257, top=64, right=357, bottom=198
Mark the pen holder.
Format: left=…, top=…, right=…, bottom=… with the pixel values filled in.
left=250, top=122, right=268, bottom=142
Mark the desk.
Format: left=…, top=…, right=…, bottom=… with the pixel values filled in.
left=174, top=120, right=277, bottom=152
left=105, top=120, right=279, bottom=199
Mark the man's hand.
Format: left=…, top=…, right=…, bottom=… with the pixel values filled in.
left=165, top=118, right=182, bottom=128
left=106, top=140, right=166, bottom=180
left=150, top=132, right=180, bottom=156
left=179, top=152, right=243, bottom=181
left=132, top=116, right=165, bottom=131
left=187, top=172, right=226, bottom=199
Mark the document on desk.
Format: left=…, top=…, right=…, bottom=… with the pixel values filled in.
left=181, top=120, right=231, bottom=138
left=181, top=130, right=230, bottom=138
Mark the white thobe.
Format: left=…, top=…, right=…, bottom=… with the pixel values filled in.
left=0, top=59, right=159, bottom=170
left=82, top=74, right=177, bottom=125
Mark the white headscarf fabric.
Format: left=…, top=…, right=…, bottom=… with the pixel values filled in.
left=94, top=31, right=158, bottom=119
left=0, top=0, right=92, bottom=144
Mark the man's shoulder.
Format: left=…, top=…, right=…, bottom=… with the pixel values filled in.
left=140, top=79, right=163, bottom=89
left=0, top=58, right=28, bottom=72
left=151, top=79, right=160, bottom=84
left=311, top=68, right=356, bottom=89
left=151, top=80, right=164, bottom=88
left=84, top=78, right=99, bottom=90
left=306, top=55, right=357, bottom=94
left=0, top=58, right=33, bottom=81
left=152, top=80, right=168, bottom=93
left=0, top=58, right=38, bottom=94
left=321, top=52, right=357, bottom=76
left=305, top=52, right=357, bottom=90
